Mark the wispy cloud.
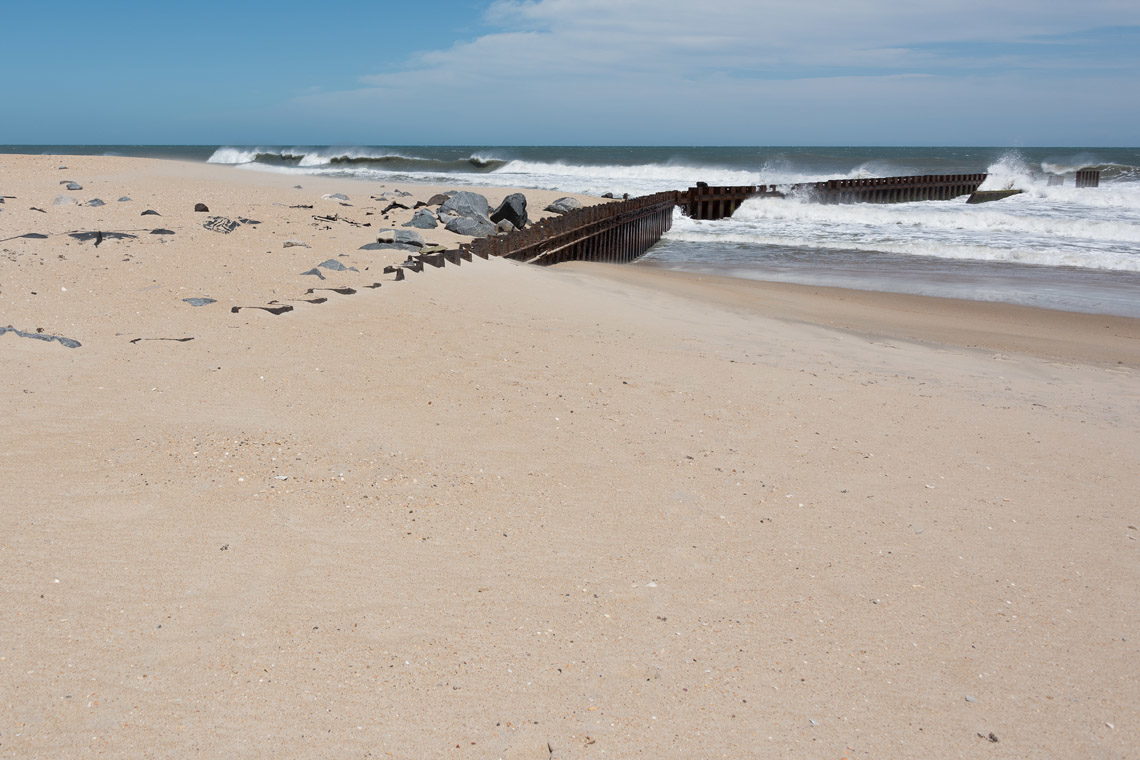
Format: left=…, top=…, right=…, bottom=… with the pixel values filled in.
left=285, top=1, right=1140, bottom=144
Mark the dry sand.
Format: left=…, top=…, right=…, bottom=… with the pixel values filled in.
left=2, top=155, right=1138, bottom=759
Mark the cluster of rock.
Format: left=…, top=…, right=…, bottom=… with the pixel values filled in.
left=398, top=190, right=531, bottom=237
left=395, top=190, right=590, bottom=241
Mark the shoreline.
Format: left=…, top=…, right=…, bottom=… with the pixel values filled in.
left=564, top=261, right=1140, bottom=367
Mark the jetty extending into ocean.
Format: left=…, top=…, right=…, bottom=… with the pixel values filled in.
left=445, top=169, right=1099, bottom=268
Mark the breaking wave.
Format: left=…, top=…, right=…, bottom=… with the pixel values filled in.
left=207, top=146, right=509, bottom=173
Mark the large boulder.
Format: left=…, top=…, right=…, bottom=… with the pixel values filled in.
left=490, top=192, right=527, bottom=230
left=444, top=215, right=496, bottom=238
left=440, top=191, right=491, bottom=220
left=544, top=196, right=582, bottom=215
left=403, top=208, right=438, bottom=229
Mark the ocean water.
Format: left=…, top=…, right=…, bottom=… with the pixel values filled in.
left=6, top=145, right=1139, bottom=317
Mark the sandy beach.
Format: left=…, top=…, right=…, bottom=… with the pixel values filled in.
left=2, top=155, right=1138, bottom=758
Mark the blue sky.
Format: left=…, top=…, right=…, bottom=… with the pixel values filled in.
left=2, top=0, right=1137, bottom=145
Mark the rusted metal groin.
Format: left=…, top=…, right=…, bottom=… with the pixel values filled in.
left=460, top=191, right=678, bottom=266
left=445, top=168, right=1102, bottom=268
left=681, top=173, right=989, bottom=219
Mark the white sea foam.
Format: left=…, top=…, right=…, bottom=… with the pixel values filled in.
left=665, top=193, right=1140, bottom=272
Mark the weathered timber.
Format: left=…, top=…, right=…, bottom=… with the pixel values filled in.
left=437, top=166, right=1103, bottom=270
left=681, top=174, right=988, bottom=219
left=460, top=191, right=677, bottom=266
left=1075, top=169, right=1100, bottom=188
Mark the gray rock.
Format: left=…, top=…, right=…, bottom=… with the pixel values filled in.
left=150, top=228, right=175, bottom=235
left=403, top=208, right=438, bottom=229
left=377, top=229, right=425, bottom=247
left=62, top=181, right=83, bottom=191
left=361, top=241, right=419, bottom=252
left=426, top=193, right=450, bottom=206
left=118, top=196, right=131, bottom=202
left=322, top=193, right=349, bottom=201
left=182, top=297, right=217, bottom=307
left=52, top=195, right=77, bottom=206
left=445, top=215, right=497, bottom=238
left=496, top=219, right=516, bottom=233
left=545, top=196, right=582, bottom=215
left=319, top=258, right=357, bottom=272
left=85, top=198, right=106, bottom=207
left=141, top=209, right=161, bottom=216
left=440, top=191, right=491, bottom=220
left=0, top=325, right=81, bottom=349
left=490, top=192, right=527, bottom=230
left=194, top=202, right=209, bottom=212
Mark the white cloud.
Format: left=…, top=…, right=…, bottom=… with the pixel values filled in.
left=285, top=0, right=1140, bottom=143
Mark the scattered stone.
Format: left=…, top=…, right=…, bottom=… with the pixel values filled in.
left=203, top=217, right=239, bottom=233
left=283, top=240, right=310, bottom=248
left=118, top=196, right=131, bottom=202
left=85, top=198, right=105, bottom=207
left=194, top=202, right=210, bottom=212
left=319, top=258, right=357, bottom=272
left=403, top=208, right=438, bottom=229
left=300, top=268, right=326, bottom=279
left=182, top=298, right=216, bottom=307
left=19, top=233, right=48, bottom=239
left=496, top=219, right=516, bottom=233
left=426, top=193, right=450, bottom=206
left=141, top=209, right=161, bottom=216
left=1, top=325, right=81, bottom=348
left=376, top=229, right=425, bottom=249
left=61, top=181, right=83, bottom=191
left=545, top=197, right=582, bottom=215
left=490, top=192, right=528, bottom=230
left=967, top=189, right=1024, bottom=204
left=445, top=215, right=496, bottom=237
left=53, top=195, right=78, bottom=206
left=440, top=191, right=491, bottom=220
left=322, top=193, right=349, bottom=201
left=150, top=229, right=175, bottom=235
